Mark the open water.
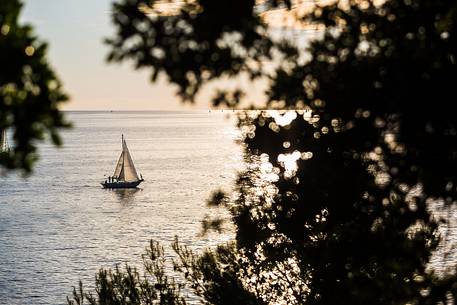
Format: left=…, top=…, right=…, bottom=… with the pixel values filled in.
left=0, top=111, right=242, bottom=305
left=0, top=111, right=456, bottom=305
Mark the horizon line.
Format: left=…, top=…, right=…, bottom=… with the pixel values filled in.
left=61, top=109, right=248, bottom=112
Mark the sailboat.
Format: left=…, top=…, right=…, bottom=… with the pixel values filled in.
left=1, top=128, right=10, bottom=153
left=101, top=135, right=144, bottom=189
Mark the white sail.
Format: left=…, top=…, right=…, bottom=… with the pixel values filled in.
left=1, top=129, right=9, bottom=152
left=112, top=136, right=139, bottom=182
left=113, top=151, right=124, bottom=178
left=120, top=139, right=140, bottom=182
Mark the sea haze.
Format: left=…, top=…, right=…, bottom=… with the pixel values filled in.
left=0, top=111, right=242, bottom=305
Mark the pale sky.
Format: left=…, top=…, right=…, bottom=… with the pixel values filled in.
left=21, top=1, right=317, bottom=111
left=20, top=0, right=246, bottom=111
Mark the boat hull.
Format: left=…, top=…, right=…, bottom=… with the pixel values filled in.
left=101, top=179, right=144, bottom=189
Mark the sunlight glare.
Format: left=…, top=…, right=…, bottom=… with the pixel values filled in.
left=278, top=150, right=301, bottom=178
left=268, top=110, right=297, bottom=126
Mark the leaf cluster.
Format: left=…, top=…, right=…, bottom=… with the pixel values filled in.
left=0, top=0, right=69, bottom=173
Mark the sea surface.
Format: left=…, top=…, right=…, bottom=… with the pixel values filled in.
left=0, top=111, right=456, bottom=305
left=0, top=111, right=242, bottom=305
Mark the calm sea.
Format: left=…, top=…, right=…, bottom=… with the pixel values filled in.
left=0, top=111, right=455, bottom=305
left=0, top=111, right=242, bottom=305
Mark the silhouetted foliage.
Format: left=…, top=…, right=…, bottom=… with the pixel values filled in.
left=0, top=0, right=68, bottom=173
left=71, top=0, right=457, bottom=304
left=67, top=238, right=262, bottom=305
left=68, top=240, right=188, bottom=305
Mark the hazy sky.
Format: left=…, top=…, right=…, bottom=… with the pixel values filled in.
left=21, top=1, right=316, bottom=111
left=20, top=0, right=224, bottom=110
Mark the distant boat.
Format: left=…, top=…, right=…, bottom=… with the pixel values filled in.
left=0, top=128, right=10, bottom=153
left=101, top=135, right=144, bottom=189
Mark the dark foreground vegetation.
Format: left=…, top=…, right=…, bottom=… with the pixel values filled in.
left=0, top=0, right=69, bottom=173
left=68, top=0, right=457, bottom=304
left=2, top=0, right=457, bottom=304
